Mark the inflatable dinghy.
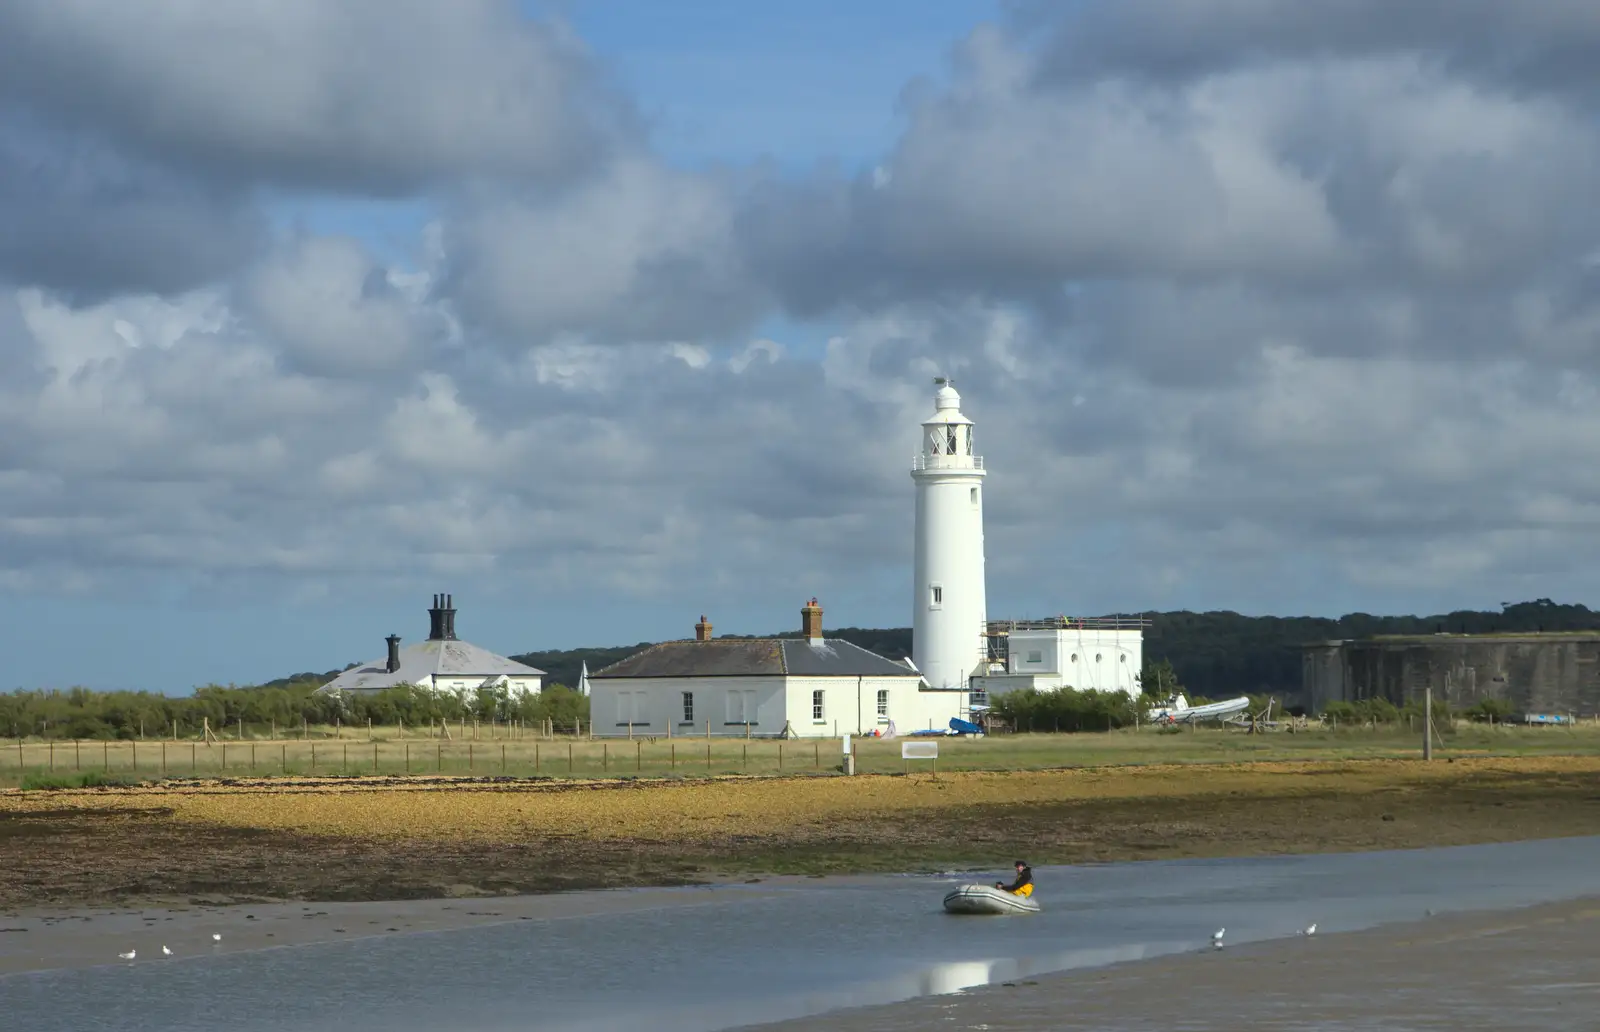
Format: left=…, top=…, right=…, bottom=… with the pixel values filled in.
left=942, top=884, right=1040, bottom=915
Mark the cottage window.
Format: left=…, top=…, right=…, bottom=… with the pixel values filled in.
left=812, top=689, right=825, bottom=722
left=682, top=691, right=694, bottom=724
left=876, top=689, right=889, bottom=720
left=1027, top=650, right=1043, bottom=664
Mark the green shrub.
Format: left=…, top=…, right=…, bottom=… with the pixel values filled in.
left=1466, top=697, right=1515, bottom=722
left=991, top=686, right=1141, bottom=732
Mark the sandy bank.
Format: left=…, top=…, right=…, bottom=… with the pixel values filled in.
left=750, top=897, right=1600, bottom=1031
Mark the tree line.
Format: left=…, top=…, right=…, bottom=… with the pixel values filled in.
left=9, top=599, right=1592, bottom=739
left=1, top=681, right=590, bottom=741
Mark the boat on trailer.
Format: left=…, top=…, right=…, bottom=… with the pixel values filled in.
left=942, top=884, right=1040, bottom=915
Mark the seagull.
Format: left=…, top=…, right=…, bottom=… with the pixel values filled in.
left=1302, top=923, right=1316, bottom=936
left=1211, top=927, right=1225, bottom=950
left=118, top=949, right=136, bottom=960
left=162, top=945, right=172, bottom=956
left=212, top=933, right=222, bottom=942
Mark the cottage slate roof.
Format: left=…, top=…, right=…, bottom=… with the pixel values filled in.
left=316, top=640, right=546, bottom=694
left=592, top=638, right=917, bottom=679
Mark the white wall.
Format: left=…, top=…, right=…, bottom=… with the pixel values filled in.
left=1003, top=629, right=1144, bottom=698
left=588, top=678, right=785, bottom=737
left=425, top=674, right=543, bottom=699
left=591, top=676, right=947, bottom=737
left=783, top=676, right=928, bottom=736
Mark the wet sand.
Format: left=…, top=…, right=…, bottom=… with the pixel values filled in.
left=751, top=897, right=1600, bottom=1032
left=0, top=880, right=822, bottom=976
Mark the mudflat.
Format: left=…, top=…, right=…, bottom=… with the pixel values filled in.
left=3, top=756, right=1600, bottom=909
left=750, top=897, right=1600, bottom=1031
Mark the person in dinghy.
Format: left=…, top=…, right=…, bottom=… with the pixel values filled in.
left=996, top=860, right=1033, bottom=898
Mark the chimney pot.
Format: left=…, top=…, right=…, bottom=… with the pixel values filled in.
left=385, top=634, right=402, bottom=673
left=695, top=615, right=713, bottom=642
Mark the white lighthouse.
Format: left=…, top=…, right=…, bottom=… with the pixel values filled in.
left=911, top=378, right=989, bottom=695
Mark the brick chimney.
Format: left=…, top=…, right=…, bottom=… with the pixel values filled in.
left=695, top=615, right=713, bottom=641
left=385, top=634, right=402, bottom=673
left=801, top=598, right=823, bottom=642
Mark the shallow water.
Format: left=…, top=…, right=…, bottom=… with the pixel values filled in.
left=5, top=836, right=1599, bottom=1032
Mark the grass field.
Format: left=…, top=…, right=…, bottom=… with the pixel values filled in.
left=5, top=721, right=1600, bottom=787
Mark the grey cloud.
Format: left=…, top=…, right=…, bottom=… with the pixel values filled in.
left=439, top=160, right=767, bottom=344
left=0, top=118, right=261, bottom=297
left=737, top=26, right=1600, bottom=375
left=0, top=0, right=635, bottom=195
left=1025, top=0, right=1600, bottom=94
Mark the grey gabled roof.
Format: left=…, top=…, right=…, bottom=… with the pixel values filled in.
left=316, top=639, right=545, bottom=694
left=779, top=639, right=918, bottom=677
left=591, top=638, right=916, bottom=679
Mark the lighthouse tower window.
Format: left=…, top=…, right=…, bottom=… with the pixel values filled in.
left=929, top=584, right=943, bottom=609
left=946, top=426, right=958, bottom=455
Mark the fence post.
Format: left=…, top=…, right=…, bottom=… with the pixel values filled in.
left=636, top=740, right=641, bottom=771
left=603, top=743, right=608, bottom=771
left=404, top=742, right=409, bottom=773
left=502, top=743, right=506, bottom=773
left=281, top=743, right=286, bottom=772
left=374, top=741, right=379, bottom=774
left=49, top=740, right=54, bottom=771
left=469, top=744, right=474, bottom=771
left=132, top=740, right=137, bottom=772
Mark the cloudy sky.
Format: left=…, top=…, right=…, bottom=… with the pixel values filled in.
left=5, top=0, right=1599, bottom=691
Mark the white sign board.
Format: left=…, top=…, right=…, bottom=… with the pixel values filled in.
left=842, top=734, right=852, bottom=755
left=901, top=740, right=939, bottom=760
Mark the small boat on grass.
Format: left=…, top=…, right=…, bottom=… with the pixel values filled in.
left=942, top=884, right=1040, bottom=915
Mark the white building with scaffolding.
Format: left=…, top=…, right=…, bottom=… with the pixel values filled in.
left=970, top=616, right=1148, bottom=703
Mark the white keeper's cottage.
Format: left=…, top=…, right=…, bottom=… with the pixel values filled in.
left=588, top=601, right=958, bottom=737
left=315, top=594, right=545, bottom=700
